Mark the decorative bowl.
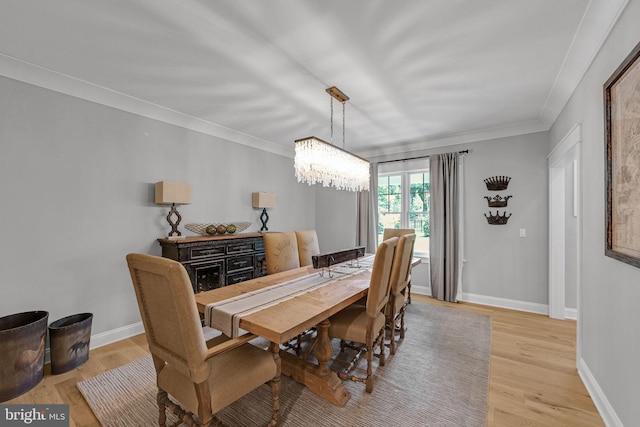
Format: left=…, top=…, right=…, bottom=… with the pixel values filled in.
left=185, top=222, right=251, bottom=236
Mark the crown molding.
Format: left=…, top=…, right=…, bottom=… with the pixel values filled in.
left=359, top=0, right=629, bottom=160
left=0, top=53, right=294, bottom=159
left=357, top=119, right=549, bottom=159
left=538, top=0, right=630, bottom=127
left=0, top=0, right=627, bottom=162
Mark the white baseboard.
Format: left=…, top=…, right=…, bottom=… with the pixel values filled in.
left=412, top=288, right=550, bottom=315
left=460, top=292, right=548, bottom=314
left=411, top=284, right=431, bottom=296
left=578, top=358, right=623, bottom=427
left=90, top=321, right=145, bottom=350
left=44, top=321, right=144, bottom=364
left=411, top=288, right=580, bottom=320
left=565, top=307, right=577, bottom=320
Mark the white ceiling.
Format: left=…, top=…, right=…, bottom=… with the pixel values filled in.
left=0, top=1, right=628, bottom=158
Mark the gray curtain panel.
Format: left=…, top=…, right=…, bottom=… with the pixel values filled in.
left=430, top=152, right=459, bottom=302
left=357, top=162, right=378, bottom=253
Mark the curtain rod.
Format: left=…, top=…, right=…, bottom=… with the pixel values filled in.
left=376, top=149, right=469, bottom=165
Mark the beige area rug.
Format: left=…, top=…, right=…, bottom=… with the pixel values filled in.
left=78, top=303, right=491, bottom=426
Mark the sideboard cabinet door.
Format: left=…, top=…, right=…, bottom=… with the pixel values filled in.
left=158, top=233, right=266, bottom=293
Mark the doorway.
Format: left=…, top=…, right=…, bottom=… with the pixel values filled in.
left=548, top=124, right=582, bottom=358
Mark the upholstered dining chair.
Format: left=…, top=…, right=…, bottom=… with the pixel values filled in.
left=126, top=253, right=281, bottom=427
left=382, top=228, right=415, bottom=240
left=328, top=236, right=398, bottom=393
left=386, top=233, right=416, bottom=355
left=382, top=228, right=415, bottom=303
left=263, top=231, right=301, bottom=275
left=295, top=229, right=320, bottom=267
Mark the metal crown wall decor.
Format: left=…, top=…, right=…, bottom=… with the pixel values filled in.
left=483, top=176, right=512, bottom=225
left=484, top=176, right=511, bottom=191
left=484, top=195, right=512, bottom=207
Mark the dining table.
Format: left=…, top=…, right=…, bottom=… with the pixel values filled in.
left=194, top=254, right=419, bottom=406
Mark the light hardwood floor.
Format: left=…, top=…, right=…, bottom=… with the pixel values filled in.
left=6, top=296, right=604, bottom=427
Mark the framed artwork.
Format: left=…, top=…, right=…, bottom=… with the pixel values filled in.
left=604, top=40, right=640, bottom=268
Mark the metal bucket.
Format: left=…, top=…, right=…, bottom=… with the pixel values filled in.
left=48, top=313, right=93, bottom=375
left=0, top=311, right=49, bottom=402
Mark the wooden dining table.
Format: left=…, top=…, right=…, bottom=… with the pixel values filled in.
left=194, top=256, right=420, bottom=406
left=194, top=262, right=372, bottom=406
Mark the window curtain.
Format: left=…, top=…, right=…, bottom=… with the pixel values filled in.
left=429, top=152, right=460, bottom=302
left=357, top=162, right=378, bottom=253
left=456, top=153, right=465, bottom=301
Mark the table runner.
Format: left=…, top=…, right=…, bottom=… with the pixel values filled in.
left=205, top=255, right=375, bottom=338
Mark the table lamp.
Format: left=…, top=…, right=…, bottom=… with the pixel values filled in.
left=156, top=181, right=191, bottom=239
left=252, top=192, right=276, bottom=231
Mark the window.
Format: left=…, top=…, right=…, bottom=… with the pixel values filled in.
left=377, top=160, right=429, bottom=254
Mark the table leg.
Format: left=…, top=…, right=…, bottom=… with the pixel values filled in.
left=280, top=319, right=351, bottom=407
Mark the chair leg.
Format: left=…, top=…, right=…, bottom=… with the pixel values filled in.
left=163, top=395, right=190, bottom=425
left=156, top=390, right=168, bottom=427
left=378, top=332, right=386, bottom=367
left=153, top=355, right=169, bottom=427
left=388, top=314, right=396, bottom=356
left=365, top=344, right=374, bottom=393
left=336, top=342, right=367, bottom=385
left=338, top=333, right=387, bottom=393
left=159, top=382, right=218, bottom=427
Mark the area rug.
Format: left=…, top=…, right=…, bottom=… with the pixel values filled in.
left=78, top=303, right=491, bottom=426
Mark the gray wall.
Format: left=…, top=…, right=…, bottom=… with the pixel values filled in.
left=550, top=1, right=640, bottom=424
left=463, top=133, right=549, bottom=306
left=0, top=76, right=315, bottom=336
left=322, top=131, right=551, bottom=306
left=1, top=71, right=552, bottom=338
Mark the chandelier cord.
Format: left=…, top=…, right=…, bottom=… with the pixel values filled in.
left=342, top=100, right=346, bottom=149
left=329, top=89, right=347, bottom=149
left=330, top=96, right=334, bottom=145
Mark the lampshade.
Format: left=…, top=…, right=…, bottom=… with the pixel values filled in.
left=294, top=137, right=370, bottom=192
left=252, top=192, right=276, bottom=209
left=155, top=181, right=191, bottom=205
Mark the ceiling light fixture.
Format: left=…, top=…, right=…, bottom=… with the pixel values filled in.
left=294, top=86, right=370, bottom=192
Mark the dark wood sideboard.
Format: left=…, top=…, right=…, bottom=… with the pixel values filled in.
left=157, top=233, right=266, bottom=293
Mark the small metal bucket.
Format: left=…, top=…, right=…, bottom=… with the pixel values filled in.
left=0, top=311, right=49, bottom=402
left=48, top=313, right=93, bottom=375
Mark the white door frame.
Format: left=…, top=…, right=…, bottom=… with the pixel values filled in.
left=548, top=124, right=582, bottom=324
left=548, top=163, right=566, bottom=319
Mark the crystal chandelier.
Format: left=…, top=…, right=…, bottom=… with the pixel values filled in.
left=294, top=86, right=370, bottom=192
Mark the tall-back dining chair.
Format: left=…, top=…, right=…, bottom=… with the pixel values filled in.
left=295, top=229, right=320, bottom=267
left=382, top=228, right=415, bottom=303
left=126, top=253, right=280, bottom=426
left=382, top=228, right=415, bottom=240
left=263, top=231, right=301, bottom=275
left=328, top=237, right=398, bottom=393
left=386, top=233, right=416, bottom=355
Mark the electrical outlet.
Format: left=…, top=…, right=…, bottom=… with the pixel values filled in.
left=519, top=228, right=526, bottom=237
